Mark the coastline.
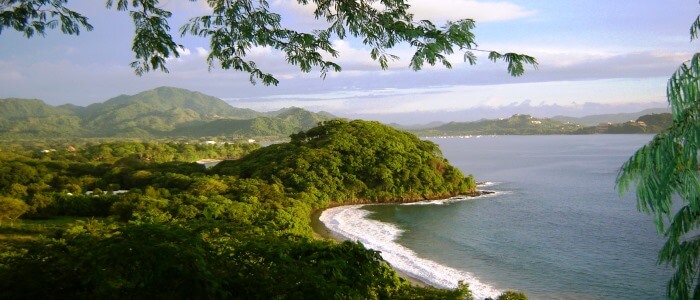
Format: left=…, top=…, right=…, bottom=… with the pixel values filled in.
left=309, top=190, right=495, bottom=289
left=310, top=207, right=431, bottom=287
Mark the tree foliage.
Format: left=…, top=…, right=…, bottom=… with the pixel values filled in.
left=0, top=0, right=537, bottom=82
left=214, top=119, right=477, bottom=204
left=496, top=290, right=528, bottom=300
left=0, top=220, right=475, bottom=299
left=616, top=9, right=700, bottom=300
left=0, top=0, right=92, bottom=37
left=0, top=196, right=29, bottom=226
left=0, top=122, right=489, bottom=298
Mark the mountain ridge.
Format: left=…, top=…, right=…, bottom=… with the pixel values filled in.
left=0, top=87, right=334, bottom=138
left=0, top=87, right=672, bottom=138
left=551, top=108, right=670, bottom=126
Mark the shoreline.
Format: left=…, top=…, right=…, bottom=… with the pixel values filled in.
left=310, top=207, right=432, bottom=287
left=309, top=190, right=495, bottom=288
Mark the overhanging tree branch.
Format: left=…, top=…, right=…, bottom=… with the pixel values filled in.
left=1, top=0, right=538, bottom=82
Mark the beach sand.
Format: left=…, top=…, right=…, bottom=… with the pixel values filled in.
left=310, top=207, right=431, bottom=287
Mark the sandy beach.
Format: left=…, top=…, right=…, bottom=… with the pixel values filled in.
left=310, top=207, right=431, bottom=287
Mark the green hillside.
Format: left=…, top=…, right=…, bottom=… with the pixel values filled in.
left=410, top=113, right=673, bottom=136
left=599, top=113, right=672, bottom=134
left=0, top=98, right=75, bottom=120
left=172, top=117, right=297, bottom=137
left=213, top=119, right=476, bottom=203
left=0, top=87, right=332, bottom=138
left=0, top=99, right=84, bottom=137
left=551, top=108, right=670, bottom=126
left=82, top=87, right=261, bottom=118
left=275, top=107, right=335, bottom=129
left=0, top=122, right=481, bottom=299
left=416, top=114, right=585, bottom=136
left=80, top=87, right=264, bottom=135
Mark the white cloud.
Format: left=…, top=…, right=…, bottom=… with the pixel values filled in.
left=271, top=0, right=317, bottom=16
left=166, top=47, right=192, bottom=62
left=271, top=0, right=534, bottom=23
left=227, top=78, right=667, bottom=117
left=161, top=0, right=212, bottom=14
left=327, top=40, right=383, bottom=68
left=196, top=47, right=209, bottom=58
left=407, top=0, right=536, bottom=22
left=249, top=46, right=273, bottom=57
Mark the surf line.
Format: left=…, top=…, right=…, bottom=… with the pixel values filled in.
left=318, top=203, right=502, bottom=300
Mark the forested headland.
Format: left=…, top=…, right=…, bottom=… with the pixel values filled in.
left=0, top=119, right=513, bottom=299
left=410, top=113, right=673, bottom=136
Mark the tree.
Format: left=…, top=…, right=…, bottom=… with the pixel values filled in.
left=617, top=8, right=700, bottom=300
left=0, top=196, right=29, bottom=226
left=0, top=0, right=537, bottom=83
left=496, top=291, right=528, bottom=300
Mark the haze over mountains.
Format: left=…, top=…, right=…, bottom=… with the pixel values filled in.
left=0, top=86, right=670, bottom=138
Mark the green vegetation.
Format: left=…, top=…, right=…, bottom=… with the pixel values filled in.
left=617, top=9, right=700, bottom=299
left=2, top=87, right=671, bottom=139
left=410, top=113, right=673, bottom=136
left=0, top=87, right=334, bottom=138
left=596, top=113, right=672, bottom=134
left=415, top=114, right=585, bottom=136
left=496, top=291, right=528, bottom=300
left=551, top=108, right=670, bottom=126
left=0, top=197, right=28, bottom=226
left=214, top=119, right=477, bottom=204
left=0, top=120, right=485, bottom=299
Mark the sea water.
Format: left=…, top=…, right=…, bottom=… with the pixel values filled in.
left=320, top=135, right=670, bottom=299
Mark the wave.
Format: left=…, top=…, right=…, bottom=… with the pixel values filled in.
left=477, top=181, right=501, bottom=187
left=401, top=190, right=509, bottom=206
left=319, top=205, right=501, bottom=299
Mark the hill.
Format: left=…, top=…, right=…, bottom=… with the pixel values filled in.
left=551, top=108, right=670, bottom=126
left=0, top=98, right=85, bottom=137
left=213, top=119, right=477, bottom=203
left=414, top=114, right=585, bottom=136
left=173, top=117, right=298, bottom=137
left=0, top=87, right=332, bottom=138
left=79, top=87, right=265, bottom=135
left=595, top=112, right=672, bottom=134
left=0, top=122, right=481, bottom=298
left=389, top=121, right=446, bottom=130
left=0, top=98, right=75, bottom=120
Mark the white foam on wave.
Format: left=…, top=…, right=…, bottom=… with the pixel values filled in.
left=319, top=205, right=501, bottom=299
left=401, top=199, right=449, bottom=206
left=401, top=191, right=508, bottom=206
left=477, top=181, right=501, bottom=187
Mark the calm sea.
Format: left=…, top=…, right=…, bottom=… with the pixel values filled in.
left=320, top=135, right=670, bottom=299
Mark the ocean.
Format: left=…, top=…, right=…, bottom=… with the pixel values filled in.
left=319, top=135, right=670, bottom=299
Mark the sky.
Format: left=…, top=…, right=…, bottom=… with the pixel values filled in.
left=0, top=1, right=697, bottom=124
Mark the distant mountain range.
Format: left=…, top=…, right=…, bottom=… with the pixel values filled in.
left=409, top=112, right=672, bottom=136
left=0, top=87, right=674, bottom=138
left=0, top=87, right=335, bottom=138
left=550, top=108, right=670, bottom=126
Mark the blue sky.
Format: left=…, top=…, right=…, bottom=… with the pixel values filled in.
left=0, top=1, right=697, bottom=123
